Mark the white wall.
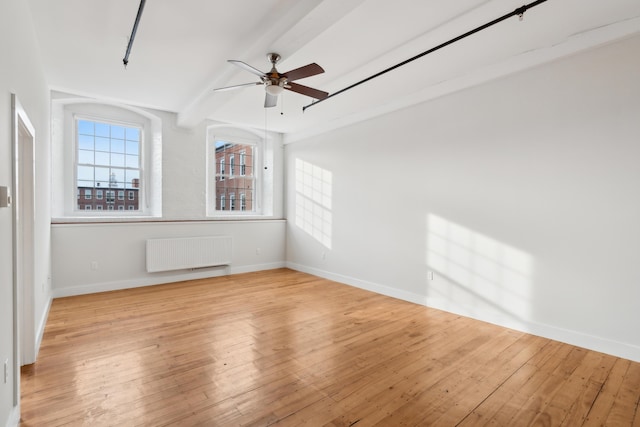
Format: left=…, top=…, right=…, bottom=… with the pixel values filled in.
left=52, top=220, right=285, bottom=297
left=51, top=107, right=286, bottom=297
left=0, top=0, right=51, bottom=425
left=285, top=35, right=640, bottom=362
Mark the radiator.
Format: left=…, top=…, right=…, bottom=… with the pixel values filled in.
left=146, top=236, right=232, bottom=273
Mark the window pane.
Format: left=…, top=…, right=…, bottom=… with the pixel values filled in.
left=78, top=134, right=94, bottom=150
left=111, top=126, right=125, bottom=140
left=95, top=122, right=110, bottom=137
left=126, top=128, right=140, bottom=140
left=111, top=139, right=125, bottom=154
left=110, top=169, right=125, bottom=188
left=95, top=137, right=110, bottom=152
left=215, top=138, right=255, bottom=210
left=95, top=167, right=110, bottom=183
left=95, top=151, right=110, bottom=166
left=78, top=150, right=94, bottom=164
left=125, top=170, right=140, bottom=187
left=78, top=120, right=94, bottom=135
left=78, top=166, right=94, bottom=183
left=126, top=155, right=139, bottom=168
left=111, top=153, right=125, bottom=167
left=126, top=140, right=139, bottom=155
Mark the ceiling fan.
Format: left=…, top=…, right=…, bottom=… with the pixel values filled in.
left=213, top=53, right=329, bottom=108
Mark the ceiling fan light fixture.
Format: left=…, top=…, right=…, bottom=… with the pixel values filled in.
left=265, top=83, right=284, bottom=96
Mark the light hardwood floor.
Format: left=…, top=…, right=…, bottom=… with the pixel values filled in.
left=21, top=269, right=640, bottom=426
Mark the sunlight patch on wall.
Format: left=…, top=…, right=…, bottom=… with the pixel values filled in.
left=295, top=159, right=332, bottom=249
left=427, top=214, right=534, bottom=324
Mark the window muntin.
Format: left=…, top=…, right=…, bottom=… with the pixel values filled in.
left=214, top=140, right=255, bottom=212
left=219, top=158, right=225, bottom=181
left=76, top=119, right=141, bottom=212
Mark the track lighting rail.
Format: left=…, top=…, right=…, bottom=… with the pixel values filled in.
left=303, top=0, right=549, bottom=112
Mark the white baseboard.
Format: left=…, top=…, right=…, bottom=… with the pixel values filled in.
left=52, top=262, right=286, bottom=298
left=34, top=295, right=52, bottom=359
left=286, top=262, right=640, bottom=363
left=5, top=405, right=19, bottom=427
left=286, top=262, right=428, bottom=306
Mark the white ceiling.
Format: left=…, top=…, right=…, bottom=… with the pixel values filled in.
left=27, top=0, right=640, bottom=141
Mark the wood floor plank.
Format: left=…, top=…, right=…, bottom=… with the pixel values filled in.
left=583, top=358, right=633, bottom=426
left=20, top=268, right=640, bottom=426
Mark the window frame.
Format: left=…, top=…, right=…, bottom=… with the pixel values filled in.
left=205, top=124, right=278, bottom=218
left=51, top=98, right=162, bottom=221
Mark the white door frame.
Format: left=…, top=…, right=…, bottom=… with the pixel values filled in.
left=11, top=94, right=36, bottom=408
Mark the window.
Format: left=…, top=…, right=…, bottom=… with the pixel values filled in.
left=108, top=205, right=114, bottom=210
left=211, top=139, right=256, bottom=214
left=128, top=191, right=134, bottom=200
left=85, top=205, right=92, bottom=210
left=118, top=205, right=124, bottom=211
left=97, top=205, right=103, bottom=210
left=128, top=205, right=134, bottom=210
left=240, top=151, right=246, bottom=176
left=206, top=125, right=278, bottom=217
left=84, top=189, right=92, bottom=199
left=96, top=189, right=103, bottom=200
left=76, top=119, right=141, bottom=213
left=219, top=158, right=225, bottom=181
left=51, top=99, right=162, bottom=219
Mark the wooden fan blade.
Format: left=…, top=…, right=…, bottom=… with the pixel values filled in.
left=264, top=92, right=278, bottom=108
left=213, top=82, right=261, bottom=92
left=286, top=82, right=329, bottom=100
left=228, top=60, right=267, bottom=78
left=282, top=63, right=324, bottom=81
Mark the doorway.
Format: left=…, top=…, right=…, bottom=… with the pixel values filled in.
left=11, top=94, right=36, bottom=408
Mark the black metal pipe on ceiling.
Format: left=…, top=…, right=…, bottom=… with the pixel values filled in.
left=123, top=0, right=147, bottom=68
left=302, top=0, right=549, bottom=112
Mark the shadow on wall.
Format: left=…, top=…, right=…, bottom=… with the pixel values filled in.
left=295, top=158, right=333, bottom=249
left=426, top=214, right=535, bottom=329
